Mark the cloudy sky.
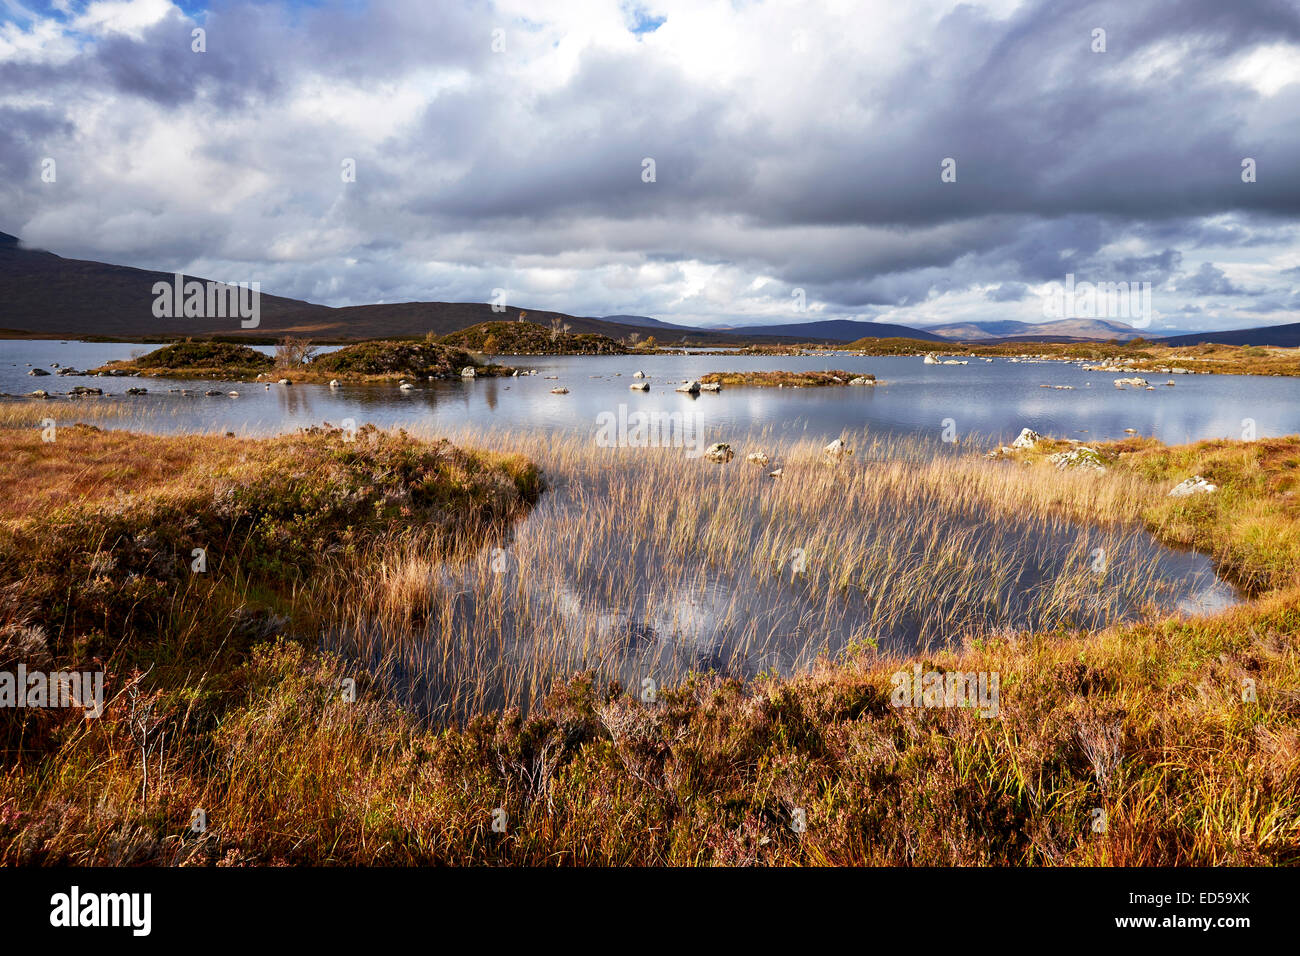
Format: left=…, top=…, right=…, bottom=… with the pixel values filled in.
left=3, top=0, right=1299, bottom=331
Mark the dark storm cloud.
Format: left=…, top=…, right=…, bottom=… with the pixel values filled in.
left=2, top=0, right=1298, bottom=327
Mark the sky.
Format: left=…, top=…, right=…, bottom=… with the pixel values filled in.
left=2, top=0, right=1300, bottom=331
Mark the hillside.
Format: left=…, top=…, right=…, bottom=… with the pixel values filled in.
left=928, top=318, right=1145, bottom=341
left=0, top=233, right=690, bottom=344
left=440, top=321, right=627, bottom=354
left=1159, top=322, right=1300, bottom=348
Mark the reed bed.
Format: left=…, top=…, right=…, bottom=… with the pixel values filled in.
left=323, top=426, right=1217, bottom=721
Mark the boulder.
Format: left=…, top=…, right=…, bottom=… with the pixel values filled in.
left=923, top=353, right=940, bottom=365
left=1168, top=475, right=1217, bottom=497
left=1113, top=377, right=1148, bottom=388
left=28, top=368, right=50, bottom=376
left=1047, top=447, right=1107, bottom=472
left=848, top=376, right=874, bottom=386
left=700, top=382, right=721, bottom=392
left=125, top=387, right=147, bottom=395
left=633, top=370, right=646, bottom=378
left=461, top=367, right=476, bottom=378
left=746, top=451, right=770, bottom=465
left=1011, top=427, right=1041, bottom=449
left=629, top=382, right=650, bottom=391
left=329, top=379, right=341, bottom=388
left=704, top=442, right=734, bottom=463
left=676, top=380, right=701, bottom=394
left=824, top=438, right=853, bottom=459
left=278, top=378, right=291, bottom=385
left=551, top=387, right=569, bottom=394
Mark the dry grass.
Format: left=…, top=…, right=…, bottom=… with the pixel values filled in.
left=0, top=406, right=1296, bottom=865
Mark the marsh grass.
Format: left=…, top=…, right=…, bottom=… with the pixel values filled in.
left=329, top=426, right=1221, bottom=721
left=0, top=402, right=1296, bottom=865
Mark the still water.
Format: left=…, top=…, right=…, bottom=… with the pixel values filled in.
left=3, top=340, right=1299, bottom=444
left=4, top=339, right=1283, bottom=715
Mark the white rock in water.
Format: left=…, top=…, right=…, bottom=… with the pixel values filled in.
left=700, top=382, right=721, bottom=392
left=1113, top=377, right=1149, bottom=388
left=633, top=370, right=646, bottom=378
left=329, top=379, right=341, bottom=388
left=848, top=376, right=875, bottom=386
left=676, top=380, right=701, bottom=394
left=1168, top=475, right=1218, bottom=497
left=704, top=442, right=734, bottom=463
left=629, top=382, right=649, bottom=391
left=923, top=353, right=940, bottom=364
left=1011, top=427, right=1041, bottom=449
left=551, top=386, right=569, bottom=394
left=399, top=382, right=414, bottom=390
left=461, top=366, right=477, bottom=378
left=278, top=378, right=291, bottom=385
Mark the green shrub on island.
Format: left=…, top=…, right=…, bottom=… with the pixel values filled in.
left=440, top=320, right=627, bottom=355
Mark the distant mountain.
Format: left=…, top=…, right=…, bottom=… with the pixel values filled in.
left=1157, top=323, right=1300, bottom=347
left=927, top=319, right=1145, bottom=341
left=0, top=232, right=331, bottom=337
left=0, top=234, right=752, bottom=344
left=596, top=314, right=690, bottom=331
left=720, top=319, right=946, bottom=342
